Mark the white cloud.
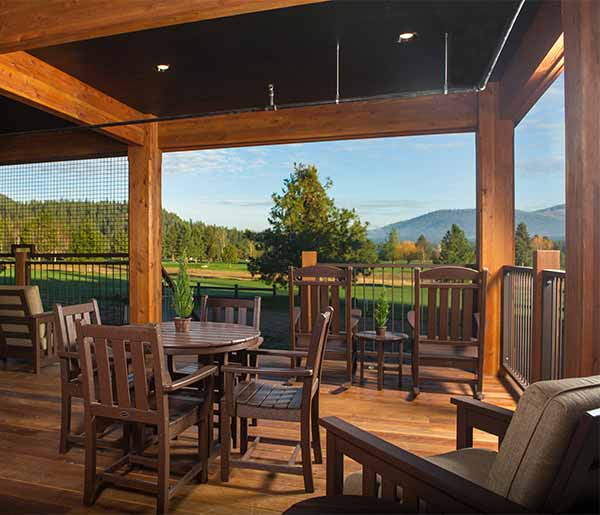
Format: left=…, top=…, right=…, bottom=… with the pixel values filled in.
left=517, top=155, right=565, bottom=176
left=163, top=149, right=267, bottom=176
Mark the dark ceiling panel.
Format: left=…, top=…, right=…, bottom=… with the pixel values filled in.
left=24, top=0, right=537, bottom=120
left=0, top=97, right=73, bottom=135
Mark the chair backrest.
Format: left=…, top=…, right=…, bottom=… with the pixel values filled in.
left=289, top=265, right=351, bottom=340
left=414, top=266, right=487, bottom=346
left=0, top=285, right=45, bottom=346
left=486, top=375, right=600, bottom=511
left=54, top=300, right=101, bottom=381
left=198, top=296, right=261, bottom=329
left=303, top=306, right=334, bottom=394
left=76, top=323, right=170, bottom=426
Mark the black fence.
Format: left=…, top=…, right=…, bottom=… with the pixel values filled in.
left=541, top=269, right=566, bottom=380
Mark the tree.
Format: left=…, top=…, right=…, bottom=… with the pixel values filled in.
left=394, top=240, right=419, bottom=263
left=378, top=228, right=399, bottom=262
left=415, top=234, right=432, bottom=262
left=515, top=222, right=531, bottom=266
left=531, top=234, right=555, bottom=251
left=221, top=244, right=239, bottom=264
left=248, top=163, right=376, bottom=284
left=69, top=219, right=103, bottom=254
left=437, top=224, right=475, bottom=264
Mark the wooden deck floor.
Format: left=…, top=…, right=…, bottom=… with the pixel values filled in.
left=0, top=358, right=517, bottom=514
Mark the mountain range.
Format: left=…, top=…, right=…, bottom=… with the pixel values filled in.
left=368, top=204, right=565, bottom=243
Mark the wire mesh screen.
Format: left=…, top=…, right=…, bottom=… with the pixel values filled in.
left=0, top=157, right=128, bottom=253
left=0, top=157, right=129, bottom=324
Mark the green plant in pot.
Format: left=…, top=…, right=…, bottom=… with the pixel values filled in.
left=374, top=288, right=389, bottom=337
left=173, top=255, right=194, bottom=332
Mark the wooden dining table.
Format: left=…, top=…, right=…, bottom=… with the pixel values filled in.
left=159, top=320, right=261, bottom=357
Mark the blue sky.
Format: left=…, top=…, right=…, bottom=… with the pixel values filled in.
left=163, top=75, right=565, bottom=231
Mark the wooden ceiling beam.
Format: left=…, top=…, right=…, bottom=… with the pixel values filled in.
left=0, top=1, right=328, bottom=54
left=500, top=1, right=564, bottom=124
left=0, top=52, right=148, bottom=145
left=158, top=92, right=478, bottom=152
left=0, top=131, right=127, bottom=166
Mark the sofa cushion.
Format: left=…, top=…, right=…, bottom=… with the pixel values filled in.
left=487, top=375, right=600, bottom=510
left=426, top=447, right=496, bottom=487
left=0, top=285, right=46, bottom=349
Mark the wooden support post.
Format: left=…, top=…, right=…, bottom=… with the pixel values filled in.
left=563, top=0, right=600, bottom=377
left=14, top=249, right=29, bottom=286
left=476, top=82, right=515, bottom=376
left=128, top=123, right=162, bottom=324
left=531, top=250, right=561, bottom=382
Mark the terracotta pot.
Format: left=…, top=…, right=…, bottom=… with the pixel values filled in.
left=376, top=326, right=387, bottom=337
left=174, top=317, right=191, bottom=333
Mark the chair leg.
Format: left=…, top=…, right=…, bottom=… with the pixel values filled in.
left=157, top=427, right=170, bottom=515
left=198, top=420, right=208, bottom=484
left=59, top=392, right=72, bottom=454
left=411, top=356, right=420, bottom=397
left=83, top=415, right=97, bottom=506
left=220, top=401, right=231, bottom=482
left=300, top=408, right=314, bottom=493
left=311, top=395, right=322, bottom=464
left=240, top=417, right=248, bottom=455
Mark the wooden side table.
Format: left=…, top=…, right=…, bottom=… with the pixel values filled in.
left=356, top=331, right=408, bottom=390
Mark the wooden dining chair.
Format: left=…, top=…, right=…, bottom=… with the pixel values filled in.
left=289, top=266, right=359, bottom=385
left=76, top=323, right=217, bottom=514
left=54, top=300, right=102, bottom=453
left=410, top=266, right=488, bottom=399
left=221, top=306, right=333, bottom=493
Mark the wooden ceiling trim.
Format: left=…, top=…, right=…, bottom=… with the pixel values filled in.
left=500, top=1, right=564, bottom=124
left=0, top=0, right=328, bottom=54
left=0, top=131, right=127, bottom=165
left=0, top=52, right=148, bottom=145
left=158, top=92, right=478, bottom=152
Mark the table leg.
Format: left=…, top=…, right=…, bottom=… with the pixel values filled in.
left=398, top=341, right=403, bottom=389
left=377, top=341, right=384, bottom=391
left=360, top=338, right=365, bottom=385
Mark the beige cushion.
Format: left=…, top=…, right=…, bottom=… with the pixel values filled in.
left=0, top=285, right=46, bottom=349
left=426, top=447, right=496, bottom=487
left=487, top=375, right=600, bottom=510
left=343, top=447, right=496, bottom=499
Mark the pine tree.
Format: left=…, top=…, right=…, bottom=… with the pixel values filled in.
left=437, top=224, right=475, bottom=264
left=415, top=234, right=432, bottom=262
left=515, top=222, right=531, bottom=266
left=378, top=228, right=399, bottom=262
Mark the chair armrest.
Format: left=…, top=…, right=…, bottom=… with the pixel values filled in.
left=250, top=348, right=309, bottom=358
left=320, top=416, right=528, bottom=514
left=222, top=365, right=313, bottom=378
left=58, top=350, right=79, bottom=360
left=451, top=396, right=514, bottom=449
left=32, top=311, right=54, bottom=323
left=164, top=365, right=218, bottom=392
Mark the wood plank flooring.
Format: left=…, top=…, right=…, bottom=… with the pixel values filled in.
left=0, top=357, right=516, bottom=514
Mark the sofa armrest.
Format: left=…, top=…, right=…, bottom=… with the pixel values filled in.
left=451, top=396, right=514, bottom=449
left=320, top=416, right=528, bottom=514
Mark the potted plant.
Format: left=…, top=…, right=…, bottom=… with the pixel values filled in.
left=373, top=288, right=389, bottom=337
left=173, top=255, right=194, bottom=333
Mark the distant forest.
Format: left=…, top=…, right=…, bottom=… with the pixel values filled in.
left=0, top=195, right=254, bottom=261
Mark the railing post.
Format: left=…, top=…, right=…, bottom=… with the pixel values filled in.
left=234, top=284, right=239, bottom=298
left=531, top=250, right=561, bottom=382
left=14, top=248, right=29, bottom=286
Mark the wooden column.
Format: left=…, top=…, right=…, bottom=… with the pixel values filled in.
left=531, top=250, right=561, bottom=382
left=14, top=249, right=29, bottom=286
left=128, top=123, right=162, bottom=324
left=563, top=0, right=600, bottom=377
left=476, top=82, right=515, bottom=376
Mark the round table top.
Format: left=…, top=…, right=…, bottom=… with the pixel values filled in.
left=159, top=321, right=261, bottom=355
left=356, top=330, right=408, bottom=342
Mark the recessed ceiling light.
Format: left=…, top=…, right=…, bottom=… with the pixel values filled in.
left=155, top=64, right=170, bottom=72
left=397, top=32, right=417, bottom=43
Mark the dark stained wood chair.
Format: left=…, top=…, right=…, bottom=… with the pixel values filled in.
left=289, top=266, right=359, bottom=385
left=221, top=307, right=333, bottom=493
left=55, top=299, right=102, bottom=453
left=76, top=323, right=216, bottom=514
left=410, top=266, right=488, bottom=399
left=0, top=285, right=57, bottom=373
left=286, top=376, right=600, bottom=514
